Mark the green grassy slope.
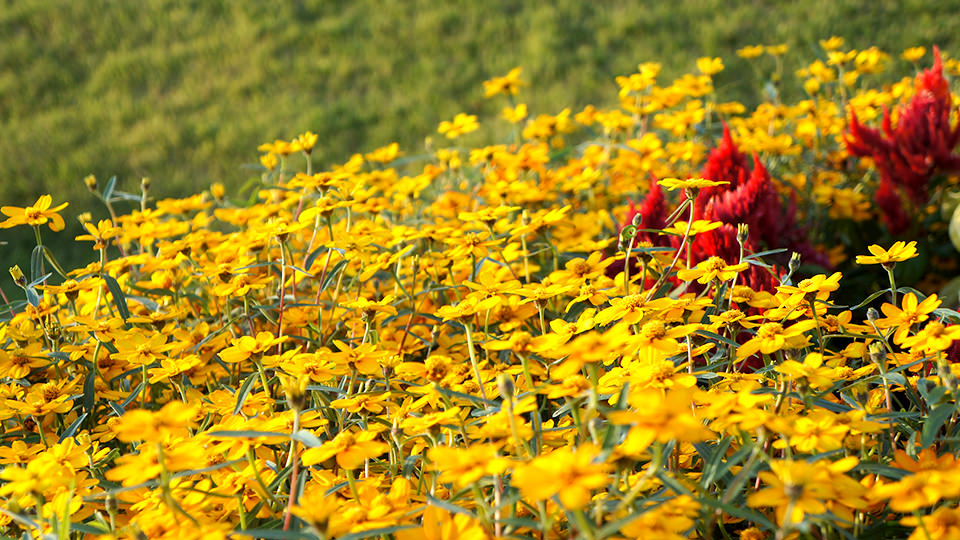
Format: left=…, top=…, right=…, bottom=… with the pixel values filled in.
left=2, top=0, right=959, bottom=263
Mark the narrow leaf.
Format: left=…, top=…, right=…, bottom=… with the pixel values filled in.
left=922, top=402, right=956, bottom=448
left=233, top=373, right=259, bottom=416
left=103, top=274, right=131, bottom=322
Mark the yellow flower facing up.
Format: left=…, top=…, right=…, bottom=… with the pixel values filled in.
left=873, top=292, right=941, bottom=344
left=438, top=113, right=479, bottom=139
left=776, top=352, right=841, bottom=390
left=512, top=444, right=610, bottom=510
left=901, top=321, right=960, bottom=354
left=483, top=67, right=525, bottom=98
left=676, top=256, right=749, bottom=284
left=855, top=241, right=918, bottom=266
left=396, top=505, right=489, bottom=540
left=820, top=36, right=845, bottom=51
left=697, top=56, right=724, bottom=76
left=747, top=456, right=862, bottom=526
left=737, top=319, right=817, bottom=359
left=736, top=45, right=765, bottom=59
left=661, top=219, right=723, bottom=238
left=75, top=219, right=121, bottom=250
left=427, top=443, right=507, bottom=489
left=658, top=177, right=729, bottom=191
left=901, top=46, right=927, bottom=62
left=112, top=401, right=199, bottom=443
left=300, top=430, right=388, bottom=470
left=1, top=194, right=69, bottom=231
left=901, top=505, right=960, bottom=540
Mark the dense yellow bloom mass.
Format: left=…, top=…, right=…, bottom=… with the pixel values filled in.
left=1, top=40, right=959, bottom=540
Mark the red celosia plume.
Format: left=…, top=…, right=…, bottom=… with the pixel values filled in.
left=846, top=46, right=960, bottom=234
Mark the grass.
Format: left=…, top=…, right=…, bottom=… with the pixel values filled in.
left=2, top=0, right=960, bottom=264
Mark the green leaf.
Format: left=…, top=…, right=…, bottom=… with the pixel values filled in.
left=126, top=295, right=160, bottom=312
left=850, top=289, right=893, bottom=311
left=304, top=245, right=327, bottom=273
left=58, top=413, right=88, bottom=442
left=321, top=259, right=348, bottom=292
left=103, top=274, right=130, bottom=322
left=290, top=429, right=324, bottom=448
left=42, top=245, right=68, bottom=279
left=233, top=373, right=259, bottom=416
left=30, top=245, right=44, bottom=284
left=83, top=365, right=97, bottom=423
left=24, top=285, right=40, bottom=307
left=922, top=402, right=956, bottom=448
left=102, top=175, right=118, bottom=201
left=426, top=494, right=475, bottom=517
left=856, top=462, right=910, bottom=480
left=743, top=248, right=788, bottom=260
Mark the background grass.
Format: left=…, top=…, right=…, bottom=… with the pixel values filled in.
left=2, top=0, right=960, bottom=266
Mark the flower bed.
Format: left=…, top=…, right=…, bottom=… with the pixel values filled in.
left=3, top=39, right=960, bottom=539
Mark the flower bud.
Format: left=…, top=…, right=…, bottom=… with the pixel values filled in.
left=866, top=307, right=880, bottom=324
left=84, top=174, right=97, bottom=192
left=788, top=252, right=801, bottom=274
left=9, top=265, right=26, bottom=288
left=105, top=493, right=119, bottom=516
left=497, top=373, right=515, bottom=402
left=737, top=223, right=749, bottom=246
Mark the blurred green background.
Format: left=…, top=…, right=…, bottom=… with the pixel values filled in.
left=2, top=0, right=959, bottom=268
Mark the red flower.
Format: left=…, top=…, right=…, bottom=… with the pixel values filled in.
left=846, top=46, right=960, bottom=233
left=693, top=125, right=829, bottom=277
left=616, top=126, right=827, bottom=294
left=874, top=177, right=911, bottom=235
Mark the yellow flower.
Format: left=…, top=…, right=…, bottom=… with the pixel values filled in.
left=901, top=505, right=960, bottom=540
left=776, top=352, right=839, bottom=390
left=427, top=444, right=507, bottom=488
left=502, top=103, right=528, bottom=123
left=819, top=36, right=845, bottom=51
left=661, top=219, right=723, bottom=237
left=658, top=177, right=729, bottom=191
left=855, top=241, right=918, bottom=266
left=676, top=256, right=749, bottom=284
left=75, top=219, right=121, bottom=250
left=1, top=194, right=69, bottom=231
left=747, top=457, right=861, bottom=526
left=696, top=56, right=724, bottom=76
left=483, top=67, right=525, bottom=98
left=875, top=471, right=960, bottom=512
left=296, top=131, right=318, bottom=153
left=512, top=444, right=610, bottom=510
left=873, top=292, right=941, bottom=344
left=301, top=430, right=388, bottom=470
left=737, top=45, right=765, bottom=59
left=438, top=113, right=479, bottom=139
left=737, top=319, right=816, bottom=359
left=111, top=401, right=199, bottom=443
left=901, top=321, right=960, bottom=354
left=901, top=46, right=927, bottom=63
left=787, top=410, right=849, bottom=452
left=765, top=44, right=788, bottom=56
left=396, top=505, right=489, bottom=540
